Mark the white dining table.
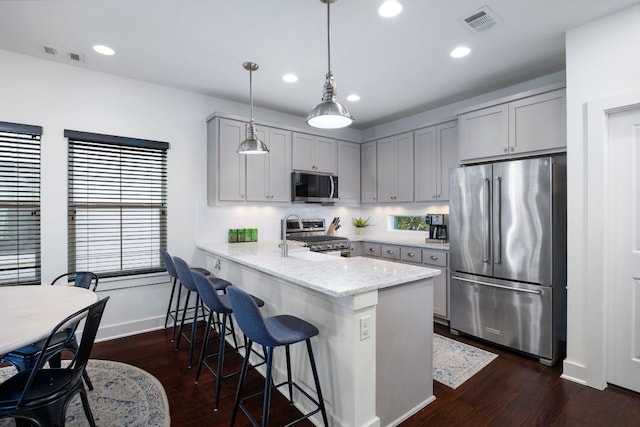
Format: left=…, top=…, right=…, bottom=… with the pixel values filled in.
left=0, top=285, right=99, bottom=356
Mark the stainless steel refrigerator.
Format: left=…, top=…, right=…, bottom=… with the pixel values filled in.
left=449, top=155, right=566, bottom=365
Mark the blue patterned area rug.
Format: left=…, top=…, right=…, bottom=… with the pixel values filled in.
left=433, top=334, right=498, bottom=389
left=0, top=359, right=170, bottom=426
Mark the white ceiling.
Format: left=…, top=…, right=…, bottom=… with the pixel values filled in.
left=0, top=0, right=637, bottom=129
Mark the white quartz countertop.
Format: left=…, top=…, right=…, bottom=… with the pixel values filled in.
left=347, top=233, right=449, bottom=250
left=197, top=240, right=441, bottom=298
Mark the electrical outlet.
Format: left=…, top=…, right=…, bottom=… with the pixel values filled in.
left=360, top=315, right=371, bottom=341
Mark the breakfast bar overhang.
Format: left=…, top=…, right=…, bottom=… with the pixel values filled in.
left=197, top=241, right=440, bottom=427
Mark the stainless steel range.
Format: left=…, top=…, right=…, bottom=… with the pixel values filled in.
left=284, top=218, right=350, bottom=255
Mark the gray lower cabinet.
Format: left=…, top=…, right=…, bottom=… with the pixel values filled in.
left=422, top=249, right=448, bottom=319
left=363, top=242, right=381, bottom=257
left=360, top=242, right=449, bottom=321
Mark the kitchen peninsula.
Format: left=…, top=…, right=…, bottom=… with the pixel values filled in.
left=197, top=240, right=441, bottom=427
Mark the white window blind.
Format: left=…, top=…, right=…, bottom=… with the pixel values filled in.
left=66, top=130, right=168, bottom=277
left=0, top=121, right=42, bottom=285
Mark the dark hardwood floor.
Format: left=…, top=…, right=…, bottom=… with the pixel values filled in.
left=90, top=322, right=640, bottom=426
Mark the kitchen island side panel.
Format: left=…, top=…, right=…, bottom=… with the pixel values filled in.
left=377, top=280, right=435, bottom=426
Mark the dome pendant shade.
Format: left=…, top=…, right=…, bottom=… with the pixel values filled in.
left=307, top=0, right=353, bottom=129
left=237, top=62, right=269, bottom=154
left=237, top=122, right=269, bottom=154
left=307, top=72, right=354, bottom=129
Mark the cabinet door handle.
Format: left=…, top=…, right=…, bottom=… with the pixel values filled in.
left=510, top=147, right=515, bottom=152
left=386, top=250, right=394, bottom=254
left=407, top=252, right=415, bottom=257
left=503, top=147, right=508, bottom=153
left=369, top=247, right=376, bottom=252
left=430, top=255, right=438, bottom=261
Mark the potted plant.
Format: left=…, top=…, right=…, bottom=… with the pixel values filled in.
left=352, top=217, right=371, bottom=235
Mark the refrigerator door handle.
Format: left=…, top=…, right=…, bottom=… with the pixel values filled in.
left=452, top=276, right=541, bottom=295
left=483, top=178, right=491, bottom=263
left=494, top=176, right=502, bottom=265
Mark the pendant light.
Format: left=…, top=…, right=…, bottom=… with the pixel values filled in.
left=306, top=0, right=354, bottom=129
left=237, top=62, right=269, bottom=154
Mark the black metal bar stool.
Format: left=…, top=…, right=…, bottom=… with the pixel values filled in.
left=227, top=286, right=329, bottom=427
left=191, top=270, right=267, bottom=411
left=173, top=256, right=231, bottom=368
left=160, top=249, right=213, bottom=342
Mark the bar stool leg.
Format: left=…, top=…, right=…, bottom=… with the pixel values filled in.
left=306, top=339, right=329, bottom=427
left=164, top=277, right=177, bottom=328
left=285, top=345, right=294, bottom=402
left=187, top=295, right=201, bottom=368
left=170, top=284, right=183, bottom=342
left=195, top=312, right=214, bottom=383
left=231, top=340, right=253, bottom=427
left=213, top=312, right=230, bottom=410
left=262, top=347, right=274, bottom=427
left=175, top=290, right=191, bottom=351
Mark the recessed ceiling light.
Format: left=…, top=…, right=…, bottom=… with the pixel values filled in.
left=450, top=46, right=471, bottom=58
left=282, top=73, right=298, bottom=83
left=93, top=45, right=116, bottom=56
left=346, top=94, right=360, bottom=102
left=378, top=0, right=402, bottom=18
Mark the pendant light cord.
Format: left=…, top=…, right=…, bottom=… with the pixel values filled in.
left=326, top=0, right=331, bottom=75
left=249, top=67, right=254, bottom=122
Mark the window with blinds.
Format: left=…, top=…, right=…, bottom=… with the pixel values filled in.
left=66, top=130, right=169, bottom=277
left=0, top=121, right=42, bottom=285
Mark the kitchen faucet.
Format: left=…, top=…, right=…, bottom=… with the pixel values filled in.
left=280, top=213, right=303, bottom=257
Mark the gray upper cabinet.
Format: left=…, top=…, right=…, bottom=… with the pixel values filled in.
left=292, top=132, right=337, bottom=174
left=215, top=118, right=246, bottom=202
left=360, top=141, right=377, bottom=204
left=208, top=117, right=291, bottom=204
left=246, top=126, right=291, bottom=202
left=458, top=88, right=566, bottom=164
left=337, top=141, right=360, bottom=204
left=414, top=121, right=458, bottom=202
left=376, top=132, right=414, bottom=203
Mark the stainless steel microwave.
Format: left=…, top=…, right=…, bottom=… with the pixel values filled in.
left=291, top=172, right=338, bottom=203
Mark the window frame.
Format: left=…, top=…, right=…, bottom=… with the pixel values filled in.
left=65, top=130, right=169, bottom=278
left=0, top=121, right=42, bottom=286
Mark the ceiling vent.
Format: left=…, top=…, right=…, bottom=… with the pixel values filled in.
left=40, top=45, right=85, bottom=63
left=459, top=6, right=502, bottom=33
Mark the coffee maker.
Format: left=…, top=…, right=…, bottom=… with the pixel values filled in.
left=425, top=214, right=448, bottom=243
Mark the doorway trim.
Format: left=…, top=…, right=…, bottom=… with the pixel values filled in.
left=581, top=91, right=640, bottom=389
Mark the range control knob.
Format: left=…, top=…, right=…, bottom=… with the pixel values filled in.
left=310, top=245, right=319, bottom=251
left=325, top=244, right=334, bottom=250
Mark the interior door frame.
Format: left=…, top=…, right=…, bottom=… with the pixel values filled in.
left=582, top=91, right=640, bottom=389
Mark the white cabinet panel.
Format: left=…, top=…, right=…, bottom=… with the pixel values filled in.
left=217, top=118, right=246, bottom=202
left=414, top=121, right=458, bottom=202
left=209, top=117, right=291, bottom=204
left=337, top=141, right=360, bottom=203
left=509, top=89, right=566, bottom=154
left=361, top=141, right=377, bottom=204
left=377, top=132, right=414, bottom=203
left=246, top=127, right=291, bottom=202
left=458, top=88, right=566, bottom=163
left=292, top=132, right=337, bottom=174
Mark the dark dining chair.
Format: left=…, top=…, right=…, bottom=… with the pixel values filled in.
left=2, top=271, right=100, bottom=390
left=0, top=297, right=109, bottom=427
